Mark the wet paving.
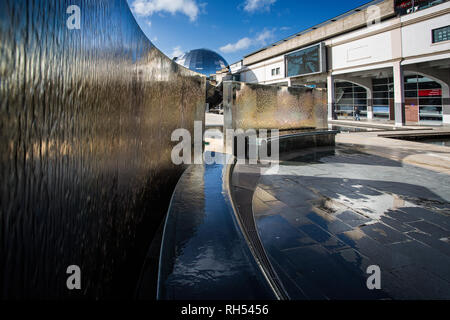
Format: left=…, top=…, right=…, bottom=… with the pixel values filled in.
left=248, top=146, right=450, bottom=300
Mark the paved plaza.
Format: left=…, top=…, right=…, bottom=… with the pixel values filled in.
left=243, top=144, right=450, bottom=299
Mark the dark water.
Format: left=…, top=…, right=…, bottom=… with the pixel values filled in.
left=330, top=126, right=382, bottom=132
left=0, top=0, right=205, bottom=299
left=389, top=136, right=450, bottom=147
left=156, top=154, right=276, bottom=300
left=415, top=138, right=450, bottom=147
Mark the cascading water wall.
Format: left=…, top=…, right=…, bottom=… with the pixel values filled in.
left=0, top=0, right=206, bottom=299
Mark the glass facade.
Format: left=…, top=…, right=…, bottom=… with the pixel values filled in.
left=175, top=49, right=228, bottom=76
left=334, top=76, right=443, bottom=122
left=349, top=76, right=443, bottom=122
left=372, top=77, right=394, bottom=119
left=334, top=82, right=368, bottom=119
left=405, top=75, right=443, bottom=122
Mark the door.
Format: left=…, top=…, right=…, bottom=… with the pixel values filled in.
left=405, top=98, right=419, bottom=123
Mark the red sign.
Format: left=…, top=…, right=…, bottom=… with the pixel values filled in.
left=419, top=89, right=442, bottom=97
left=395, top=0, right=432, bottom=9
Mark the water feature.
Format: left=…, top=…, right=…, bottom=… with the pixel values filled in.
left=0, top=0, right=205, bottom=299
left=388, top=135, right=450, bottom=147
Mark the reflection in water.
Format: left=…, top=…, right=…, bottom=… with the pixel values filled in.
left=331, top=192, right=417, bottom=220
left=157, top=154, right=275, bottom=300
left=424, top=139, right=450, bottom=147
left=329, top=125, right=383, bottom=132
left=0, top=0, right=205, bottom=299
left=390, top=137, right=450, bottom=147
left=250, top=146, right=450, bottom=299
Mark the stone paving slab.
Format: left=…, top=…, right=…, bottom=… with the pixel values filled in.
left=359, top=223, right=410, bottom=245
left=335, top=129, right=450, bottom=174
left=248, top=145, right=450, bottom=300
left=406, top=232, right=450, bottom=257
left=407, top=220, right=450, bottom=238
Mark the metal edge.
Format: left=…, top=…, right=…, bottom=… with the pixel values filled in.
left=155, top=165, right=193, bottom=300
left=223, top=155, right=288, bottom=300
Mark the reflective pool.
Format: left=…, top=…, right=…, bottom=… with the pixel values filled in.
left=389, top=136, right=450, bottom=147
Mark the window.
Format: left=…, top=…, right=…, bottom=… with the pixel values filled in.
left=371, top=78, right=394, bottom=119
left=334, top=82, right=368, bottom=119
left=370, top=75, right=443, bottom=122
left=271, top=67, right=281, bottom=76
left=433, top=26, right=450, bottom=43
left=404, top=75, right=443, bottom=122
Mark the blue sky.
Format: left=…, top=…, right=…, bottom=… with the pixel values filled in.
left=127, top=0, right=371, bottom=64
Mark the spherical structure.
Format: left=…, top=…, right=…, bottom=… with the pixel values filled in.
left=174, top=49, right=228, bottom=76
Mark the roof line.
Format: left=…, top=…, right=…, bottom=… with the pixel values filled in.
left=243, top=0, right=386, bottom=58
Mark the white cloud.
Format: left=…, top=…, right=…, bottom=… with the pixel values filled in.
left=220, top=29, right=275, bottom=53
left=220, top=37, right=252, bottom=53
left=169, top=46, right=184, bottom=59
left=243, top=0, right=276, bottom=13
left=131, top=0, right=201, bottom=22
left=255, top=29, right=273, bottom=44
left=146, top=20, right=152, bottom=27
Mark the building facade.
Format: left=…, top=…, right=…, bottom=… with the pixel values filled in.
left=230, top=0, right=450, bottom=126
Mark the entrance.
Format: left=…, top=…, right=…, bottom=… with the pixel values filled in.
left=405, top=101, right=419, bottom=122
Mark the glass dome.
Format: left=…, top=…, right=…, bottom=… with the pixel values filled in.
left=174, top=49, right=228, bottom=76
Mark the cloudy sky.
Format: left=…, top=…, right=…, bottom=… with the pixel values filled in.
left=127, top=0, right=369, bottom=64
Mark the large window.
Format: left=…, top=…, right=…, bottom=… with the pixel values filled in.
left=372, top=78, right=394, bottom=119
left=404, top=75, right=442, bottom=122
left=285, top=44, right=325, bottom=77
left=334, top=82, right=368, bottom=119
left=433, top=26, right=450, bottom=43
left=371, top=75, right=443, bottom=122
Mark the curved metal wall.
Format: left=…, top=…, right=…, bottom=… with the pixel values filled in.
left=0, top=0, right=205, bottom=299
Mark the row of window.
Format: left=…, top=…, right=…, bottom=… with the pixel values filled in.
left=334, top=75, right=443, bottom=121
left=271, top=67, right=281, bottom=76
left=432, top=25, right=449, bottom=43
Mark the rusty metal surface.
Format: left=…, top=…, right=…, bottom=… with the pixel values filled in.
left=0, top=0, right=205, bottom=299
left=223, top=82, right=328, bottom=131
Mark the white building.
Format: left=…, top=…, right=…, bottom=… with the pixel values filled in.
left=233, top=0, right=450, bottom=126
